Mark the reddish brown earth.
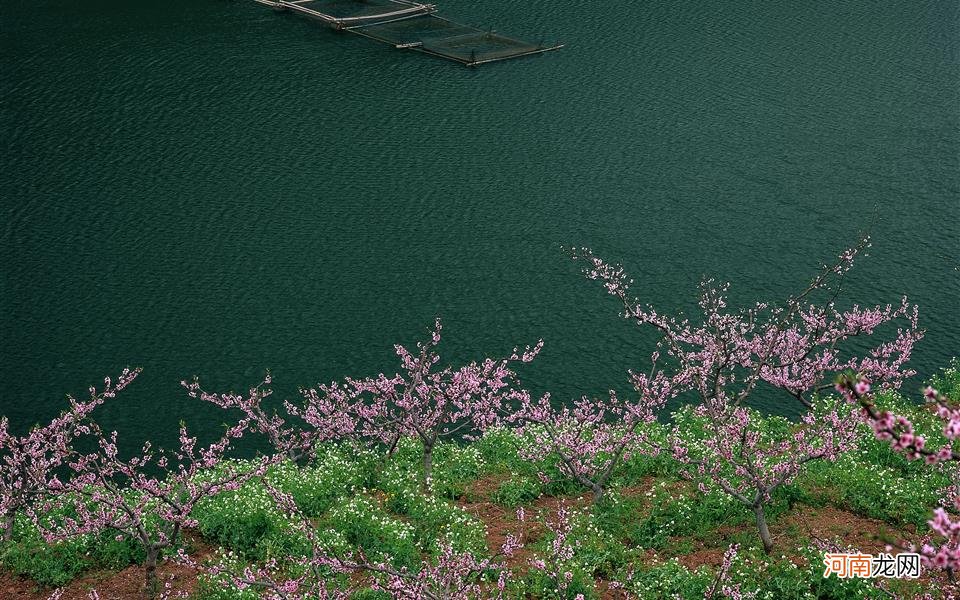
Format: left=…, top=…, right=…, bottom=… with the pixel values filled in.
left=0, top=561, right=199, bottom=600
left=0, top=533, right=213, bottom=600
left=459, top=474, right=595, bottom=570
left=459, top=476, right=947, bottom=596
left=781, top=504, right=901, bottom=554
left=655, top=504, right=900, bottom=572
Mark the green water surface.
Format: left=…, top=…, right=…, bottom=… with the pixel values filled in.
left=2, top=0, right=958, bottom=450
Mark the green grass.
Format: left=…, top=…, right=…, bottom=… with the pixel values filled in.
left=0, top=511, right=144, bottom=588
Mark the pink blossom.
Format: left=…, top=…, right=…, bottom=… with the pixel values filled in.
left=838, top=377, right=960, bottom=575
left=511, top=370, right=673, bottom=503
left=33, top=384, right=271, bottom=593
left=1, top=368, right=140, bottom=543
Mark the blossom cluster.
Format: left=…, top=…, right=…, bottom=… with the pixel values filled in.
left=0, top=368, right=140, bottom=542
left=509, top=368, right=674, bottom=503
left=838, top=375, right=960, bottom=575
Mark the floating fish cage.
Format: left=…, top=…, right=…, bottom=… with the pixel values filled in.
left=253, top=0, right=563, bottom=66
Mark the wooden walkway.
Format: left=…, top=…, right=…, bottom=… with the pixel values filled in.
left=252, top=0, right=563, bottom=66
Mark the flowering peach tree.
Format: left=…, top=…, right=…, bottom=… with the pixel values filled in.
left=0, top=368, right=140, bottom=542
left=510, top=366, right=674, bottom=503
left=572, top=237, right=922, bottom=552
left=310, top=318, right=541, bottom=491
left=196, top=319, right=541, bottom=492
left=34, top=413, right=269, bottom=594
left=527, top=505, right=588, bottom=598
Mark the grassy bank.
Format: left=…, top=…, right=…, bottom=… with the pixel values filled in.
left=3, top=364, right=959, bottom=599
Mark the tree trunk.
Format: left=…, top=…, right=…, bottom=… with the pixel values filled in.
left=422, top=443, right=433, bottom=493
left=753, top=504, right=774, bottom=554
left=2, top=510, right=14, bottom=542
left=590, top=483, right=605, bottom=505
left=144, top=546, right=160, bottom=597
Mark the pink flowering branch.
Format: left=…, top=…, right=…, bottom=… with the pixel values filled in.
left=182, top=373, right=350, bottom=462
left=526, top=505, right=588, bottom=600
left=838, top=375, right=960, bottom=577
left=570, top=238, right=922, bottom=553
left=704, top=544, right=756, bottom=600
left=0, top=368, right=140, bottom=542
left=34, top=412, right=270, bottom=595
left=837, top=376, right=957, bottom=464
left=572, top=236, right=921, bottom=410
left=510, top=365, right=674, bottom=503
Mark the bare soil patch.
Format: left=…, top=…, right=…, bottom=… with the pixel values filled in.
left=0, top=561, right=198, bottom=600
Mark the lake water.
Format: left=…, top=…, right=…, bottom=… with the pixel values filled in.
left=2, top=0, right=958, bottom=450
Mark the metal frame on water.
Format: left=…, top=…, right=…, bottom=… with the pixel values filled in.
left=251, top=0, right=564, bottom=66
